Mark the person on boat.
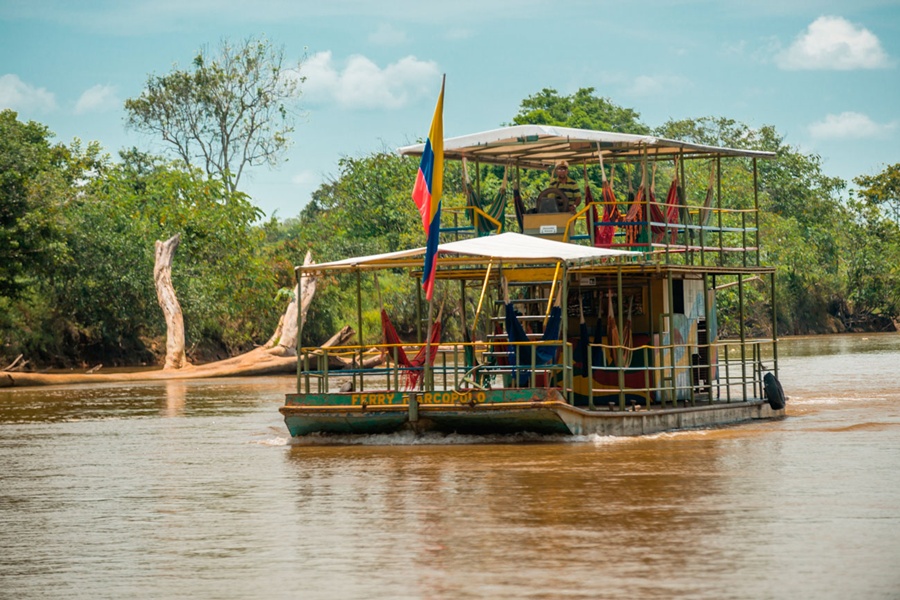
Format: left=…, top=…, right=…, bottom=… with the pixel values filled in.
left=545, top=160, right=582, bottom=212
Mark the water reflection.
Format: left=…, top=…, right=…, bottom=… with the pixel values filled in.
left=164, top=380, right=187, bottom=417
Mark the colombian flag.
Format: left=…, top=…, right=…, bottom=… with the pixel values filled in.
left=412, top=76, right=445, bottom=301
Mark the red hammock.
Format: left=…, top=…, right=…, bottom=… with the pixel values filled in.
left=590, top=181, right=621, bottom=248
left=624, top=186, right=644, bottom=247
left=651, top=177, right=680, bottom=244
left=380, top=309, right=442, bottom=390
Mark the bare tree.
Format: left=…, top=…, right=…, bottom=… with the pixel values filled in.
left=125, top=36, right=303, bottom=192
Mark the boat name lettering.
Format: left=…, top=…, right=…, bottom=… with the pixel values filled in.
left=420, top=391, right=486, bottom=404
left=350, top=393, right=399, bottom=406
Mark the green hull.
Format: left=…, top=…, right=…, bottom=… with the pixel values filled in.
left=281, top=388, right=571, bottom=436
left=280, top=388, right=784, bottom=437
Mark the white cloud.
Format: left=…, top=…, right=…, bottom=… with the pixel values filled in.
left=776, top=16, right=890, bottom=70
left=0, top=74, right=57, bottom=112
left=627, top=74, right=688, bottom=97
left=300, top=51, right=440, bottom=110
left=808, top=111, right=894, bottom=139
left=368, top=23, right=409, bottom=46
left=74, top=84, right=120, bottom=114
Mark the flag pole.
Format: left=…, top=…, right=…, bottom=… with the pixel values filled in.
left=415, top=74, right=445, bottom=392
left=422, top=284, right=435, bottom=392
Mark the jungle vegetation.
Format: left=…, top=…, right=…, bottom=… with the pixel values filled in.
left=2, top=82, right=898, bottom=368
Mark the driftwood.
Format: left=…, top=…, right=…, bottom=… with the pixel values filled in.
left=2, top=355, right=26, bottom=372
left=155, top=234, right=187, bottom=369
left=0, top=246, right=391, bottom=388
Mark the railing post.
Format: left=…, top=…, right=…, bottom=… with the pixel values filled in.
left=588, top=342, right=595, bottom=409
left=741, top=211, right=748, bottom=268
left=643, top=347, right=651, bottom=406
left=723, top=343, right=731, bottom=403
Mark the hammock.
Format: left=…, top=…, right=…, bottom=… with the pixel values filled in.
left=623, top=184, right=647, bottom=249
left=604, top=292, right=633, bottom=368
left=652, top=175, right=681, bottom=245
left=590, top=150, right=621, bottom=248
left=699, top=163, right=716, bottom=228
left=513, top=186, right=526, bottom=233
left=504, top=303, right=562, bottom=386
left=463, top=158, right=507, bottom=236
left=592, top=181, right=621, bottom=247
left=380, top=309, right=442, bottom=390
left=606, top=292, right=620, bottom=366
left=573, top=293, right=608, bottom=377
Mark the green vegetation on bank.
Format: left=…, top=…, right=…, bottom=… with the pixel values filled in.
left=2, top=86, right=898, bottom=368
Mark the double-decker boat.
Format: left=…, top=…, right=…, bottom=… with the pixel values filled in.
left=280, top=125, right=786, bottom=437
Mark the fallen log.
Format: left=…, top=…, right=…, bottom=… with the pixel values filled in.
left=0, top=249, right=387, bottom=388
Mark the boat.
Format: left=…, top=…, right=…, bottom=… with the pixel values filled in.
left=280, top=125, right=787, bottom=437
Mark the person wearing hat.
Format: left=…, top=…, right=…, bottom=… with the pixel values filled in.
left=547, top=160, right=582, bottom=212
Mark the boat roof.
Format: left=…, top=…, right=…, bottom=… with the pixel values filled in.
left=301, top=232, right=639, bottom=273
left=397, top=124, right=776, bottom=169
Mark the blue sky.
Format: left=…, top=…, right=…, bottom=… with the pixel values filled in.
left=1, top=0, right=898, bottom=219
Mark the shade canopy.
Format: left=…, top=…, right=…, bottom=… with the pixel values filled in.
left=397, top=124, right=775, bottom=169
left=302, top=232, right=639, bottom=273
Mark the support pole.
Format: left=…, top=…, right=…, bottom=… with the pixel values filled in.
left=753, top=158, right=760, bottom=267
left=771, top=271, right=779, bottom=380
left=295, top=266, right=303, bottom=393
left=738, top=274, right=747, bottom=401
left=561, top=265, right=570, bottom=403
left=716, top=156, right=723, bottom=265
left=617, top=266, right=625, bottom=410
left=667, top=271, right=677, bottom=407
left=422, top=294, right=435, bottom=391
left=356, top=270, right=364, bottom=391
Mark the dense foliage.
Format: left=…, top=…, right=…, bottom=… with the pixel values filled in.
left=2, top=86, right=898, bottom=368
left=1, top=113, right=281, bottom=366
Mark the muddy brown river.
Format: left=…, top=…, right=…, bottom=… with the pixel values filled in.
left=1, top=333, right=898, bottom=599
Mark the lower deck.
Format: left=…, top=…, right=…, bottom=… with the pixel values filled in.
left=281, top=385, right=785, bottom=437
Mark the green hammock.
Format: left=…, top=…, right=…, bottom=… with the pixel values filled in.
left=463, top=159, right=507, bottom=237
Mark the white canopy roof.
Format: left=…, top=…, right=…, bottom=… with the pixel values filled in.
left=397, top=124, right=775, bottom=169
left=303, top=232, right=638, bottom=272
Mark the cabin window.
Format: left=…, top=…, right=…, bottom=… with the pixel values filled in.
left=672, top=280, right=685, bottom=315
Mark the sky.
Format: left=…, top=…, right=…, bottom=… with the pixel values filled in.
left=1, top=0, right=898, bottom=219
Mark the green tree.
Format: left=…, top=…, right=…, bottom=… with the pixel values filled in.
left=854, top=163, right=900, bottom=222
left=77, top=150, right=278, bottom=355
left=846, top=164, right=900, bottom=321
left=0, top=110, right=75, bottom=298
left=125, top=36, right=303, bottom=192
left=512, top=87, right=649, bottom=134
left=511, top=87, right=649, bottom=191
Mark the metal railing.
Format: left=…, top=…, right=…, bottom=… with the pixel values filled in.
left=576, top=338, right=777, bottom=410
left=295, top=337, right=777, bottom=413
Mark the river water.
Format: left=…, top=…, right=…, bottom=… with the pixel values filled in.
left=1, top=333, right=898, bottom=599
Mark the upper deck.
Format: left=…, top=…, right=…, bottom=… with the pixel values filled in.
left=398, top=125, right=776, bottom=271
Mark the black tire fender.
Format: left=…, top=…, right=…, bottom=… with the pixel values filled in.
left=763, top=372, right=786, bottom=410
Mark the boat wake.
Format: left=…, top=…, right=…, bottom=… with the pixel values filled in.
left=276, top=430, right=635, bottom=446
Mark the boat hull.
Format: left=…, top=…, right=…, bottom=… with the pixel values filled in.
left=280, top=388, right=784, bottom=437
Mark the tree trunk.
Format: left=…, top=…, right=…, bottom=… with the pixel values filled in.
left=155, top=234, right=187, bottom=370
left=263, top=251, right=316, bottom=356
